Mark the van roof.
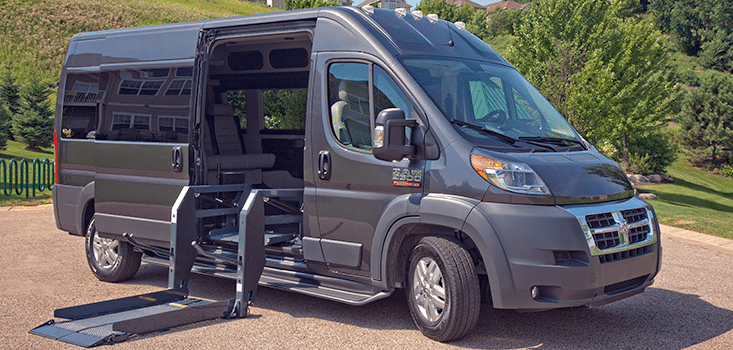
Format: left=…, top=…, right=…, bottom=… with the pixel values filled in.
left=64, top=7, right=508, bottom=69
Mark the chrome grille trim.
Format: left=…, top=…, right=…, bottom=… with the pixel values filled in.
left=561, top=197, right=657, bottom=257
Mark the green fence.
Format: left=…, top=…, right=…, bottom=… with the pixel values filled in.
left=0, top=158, right=54, bottom=198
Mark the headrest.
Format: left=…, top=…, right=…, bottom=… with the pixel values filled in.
left=206, top=103, right=234, bottom=116
left=338, top=80, right=369, bottom=102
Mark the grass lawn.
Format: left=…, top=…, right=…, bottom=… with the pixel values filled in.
left=638, top=157, right=733, bottom=240
left=0, top=140, right=54, bottom=207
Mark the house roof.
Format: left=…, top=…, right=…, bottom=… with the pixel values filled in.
left=485, top=0, right=529, bottom=11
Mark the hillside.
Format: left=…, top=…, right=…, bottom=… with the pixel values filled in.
left=0, top=0, right=278, bottom=85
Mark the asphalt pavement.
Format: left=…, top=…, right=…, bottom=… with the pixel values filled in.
left=1, top=204, right=732, bottom=349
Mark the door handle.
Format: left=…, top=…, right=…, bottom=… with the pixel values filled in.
left=318, top=150, right=331, bottom=180
left=172, top=147, right=183, bottom=172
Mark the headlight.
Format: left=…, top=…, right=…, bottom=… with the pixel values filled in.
left=471, top=154, right=551, bottom=195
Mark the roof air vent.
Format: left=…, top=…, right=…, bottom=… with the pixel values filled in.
left=362, top=5, right=374, bottom=15
left=427, top=13, right=439, bottom=23
left=411, top=10, right=423, bottom=20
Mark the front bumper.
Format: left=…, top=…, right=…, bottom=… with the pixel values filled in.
left=470, top=197, right=661, bottom=310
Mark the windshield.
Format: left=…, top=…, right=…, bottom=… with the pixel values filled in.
left=400, top=57, right=579, bottom=148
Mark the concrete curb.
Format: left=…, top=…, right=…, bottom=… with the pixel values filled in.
left=661, top=224, right=733, bottom=256
left=0, top=203, right=54, bottom=212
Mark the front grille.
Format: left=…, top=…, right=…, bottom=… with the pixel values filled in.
left=622, top=208, right=647, bottom=223
left=599, top=244, right=654, bottom=264
left=593, top=231, right=620, bottom=250
left=563, top=198, right=657, bottom=261
left=585, top=209, right=651, bottom=251
left=586, top=212, right=615, bottom=229
left=628, top=225, right=649, bottom=244
left=604, top=274, right=649, bottom=294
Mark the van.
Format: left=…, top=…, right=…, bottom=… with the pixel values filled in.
left=52, top=6, right=661, bottom=341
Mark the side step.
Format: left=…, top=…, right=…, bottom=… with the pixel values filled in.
left=143, top=255, right=393, bottom=306
left=29, top=289, right=233, bottom=347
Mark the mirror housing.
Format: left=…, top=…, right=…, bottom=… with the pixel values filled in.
left=373, top=108, right=418, bottom=162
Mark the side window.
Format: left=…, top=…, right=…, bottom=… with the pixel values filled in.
left=328, top=62, right=412, bottom=151
left=374, top=66, right=412, bottom=119
left=263, top=89, right=307, bottom=130
left=98, top=68, right=192, bottom=143
left=329, top=62, right=371, bottom=150
left=61, top=74, right=100, bottom=139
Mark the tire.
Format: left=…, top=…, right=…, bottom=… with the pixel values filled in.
left=406, top=236, right=481, bottom=342
left=85, top=218, right=142, bottom=282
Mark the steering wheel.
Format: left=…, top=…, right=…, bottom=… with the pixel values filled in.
left=481, top=109, right=507, bottom=125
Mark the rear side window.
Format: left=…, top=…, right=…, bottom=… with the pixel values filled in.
left=95, top=67, right=193, bottom=143
left=61, top=74, right=100, bottom=139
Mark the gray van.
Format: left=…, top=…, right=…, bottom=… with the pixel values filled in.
left=52, top=6, right=661, bottom=341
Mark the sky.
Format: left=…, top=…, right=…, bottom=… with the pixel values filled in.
left=402, top=0, right=503, bottom=10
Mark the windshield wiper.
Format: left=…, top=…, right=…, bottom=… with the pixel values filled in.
left=450, top=119, right=517, bottom=145
left=517, top=136, right=586, bottom=150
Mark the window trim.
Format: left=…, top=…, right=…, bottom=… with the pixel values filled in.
left=111, top=113, right=152, bottom=131
left=158, top=115, right=190, bottom=134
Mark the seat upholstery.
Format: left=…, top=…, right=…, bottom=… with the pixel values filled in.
left=330, top=80, right=372, bottom=148
left=204, top=103, right=275, bottom=184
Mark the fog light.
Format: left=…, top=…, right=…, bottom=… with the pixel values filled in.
left=531, top=286, right=540, bottom=300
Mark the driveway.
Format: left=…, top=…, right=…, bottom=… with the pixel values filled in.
left=2, top=205, right=732, bottom=349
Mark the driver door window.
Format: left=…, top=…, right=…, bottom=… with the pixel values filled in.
left=328, top=62, right=411, bottom=151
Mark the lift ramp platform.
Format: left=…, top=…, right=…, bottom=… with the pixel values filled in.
left=30, top=185, right=290, bottom=347
left=30, top=289, right=234, bottom=347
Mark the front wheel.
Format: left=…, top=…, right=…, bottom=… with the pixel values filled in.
left=406, top=235, right=481, bottom=342
left=85, top=218, right=142, bottom=282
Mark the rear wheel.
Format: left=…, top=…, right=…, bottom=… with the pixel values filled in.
left=406, top=235, right=481, bottom=342
left=85, top=218, right=142, bottom=282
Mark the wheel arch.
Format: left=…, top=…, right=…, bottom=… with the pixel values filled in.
left=75, top=181, right=95, bottom=236
left=371, top=194, right=514, bottom=309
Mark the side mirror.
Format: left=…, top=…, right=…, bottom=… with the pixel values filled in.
left=373, top=108, right=418, bottom=162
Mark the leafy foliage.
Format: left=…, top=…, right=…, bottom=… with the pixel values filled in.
left=649, top=0, right=733, bottom=73
left=677, top=73, right=733, bottom=168
left=484, top=8, right=522, bottom=38
left=263, top=90, right=307, bottom=129
left=506, top=0, right=677, bottom=174
left=284, top=0, right=337, bottom=10
left=415, top=0, right=507, bottom=42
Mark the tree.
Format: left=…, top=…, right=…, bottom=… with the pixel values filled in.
left=484, top=8, right=523, bottom=38
left=284, top=0, right=337, bottom=10
left=677, top=74, right=733, bottom=167
left=264, top=89, right=307, bottom=129
left=699, top=30, right=733, bottom=74
left=650, top=0, right=733, bottom=73
left=0, top=104, right=10, bottom=151
left=0, top=67, right=21, bottom=116
left=415, top=0, right=457, bottom=20
left=506, top=0, right=677, bottom=173
left=11, top=76, right=53, bottom=150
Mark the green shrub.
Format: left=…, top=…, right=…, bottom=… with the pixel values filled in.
left=721, top=164, right=733, bottom=178
left=608, top=131, right=677, bottom=175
